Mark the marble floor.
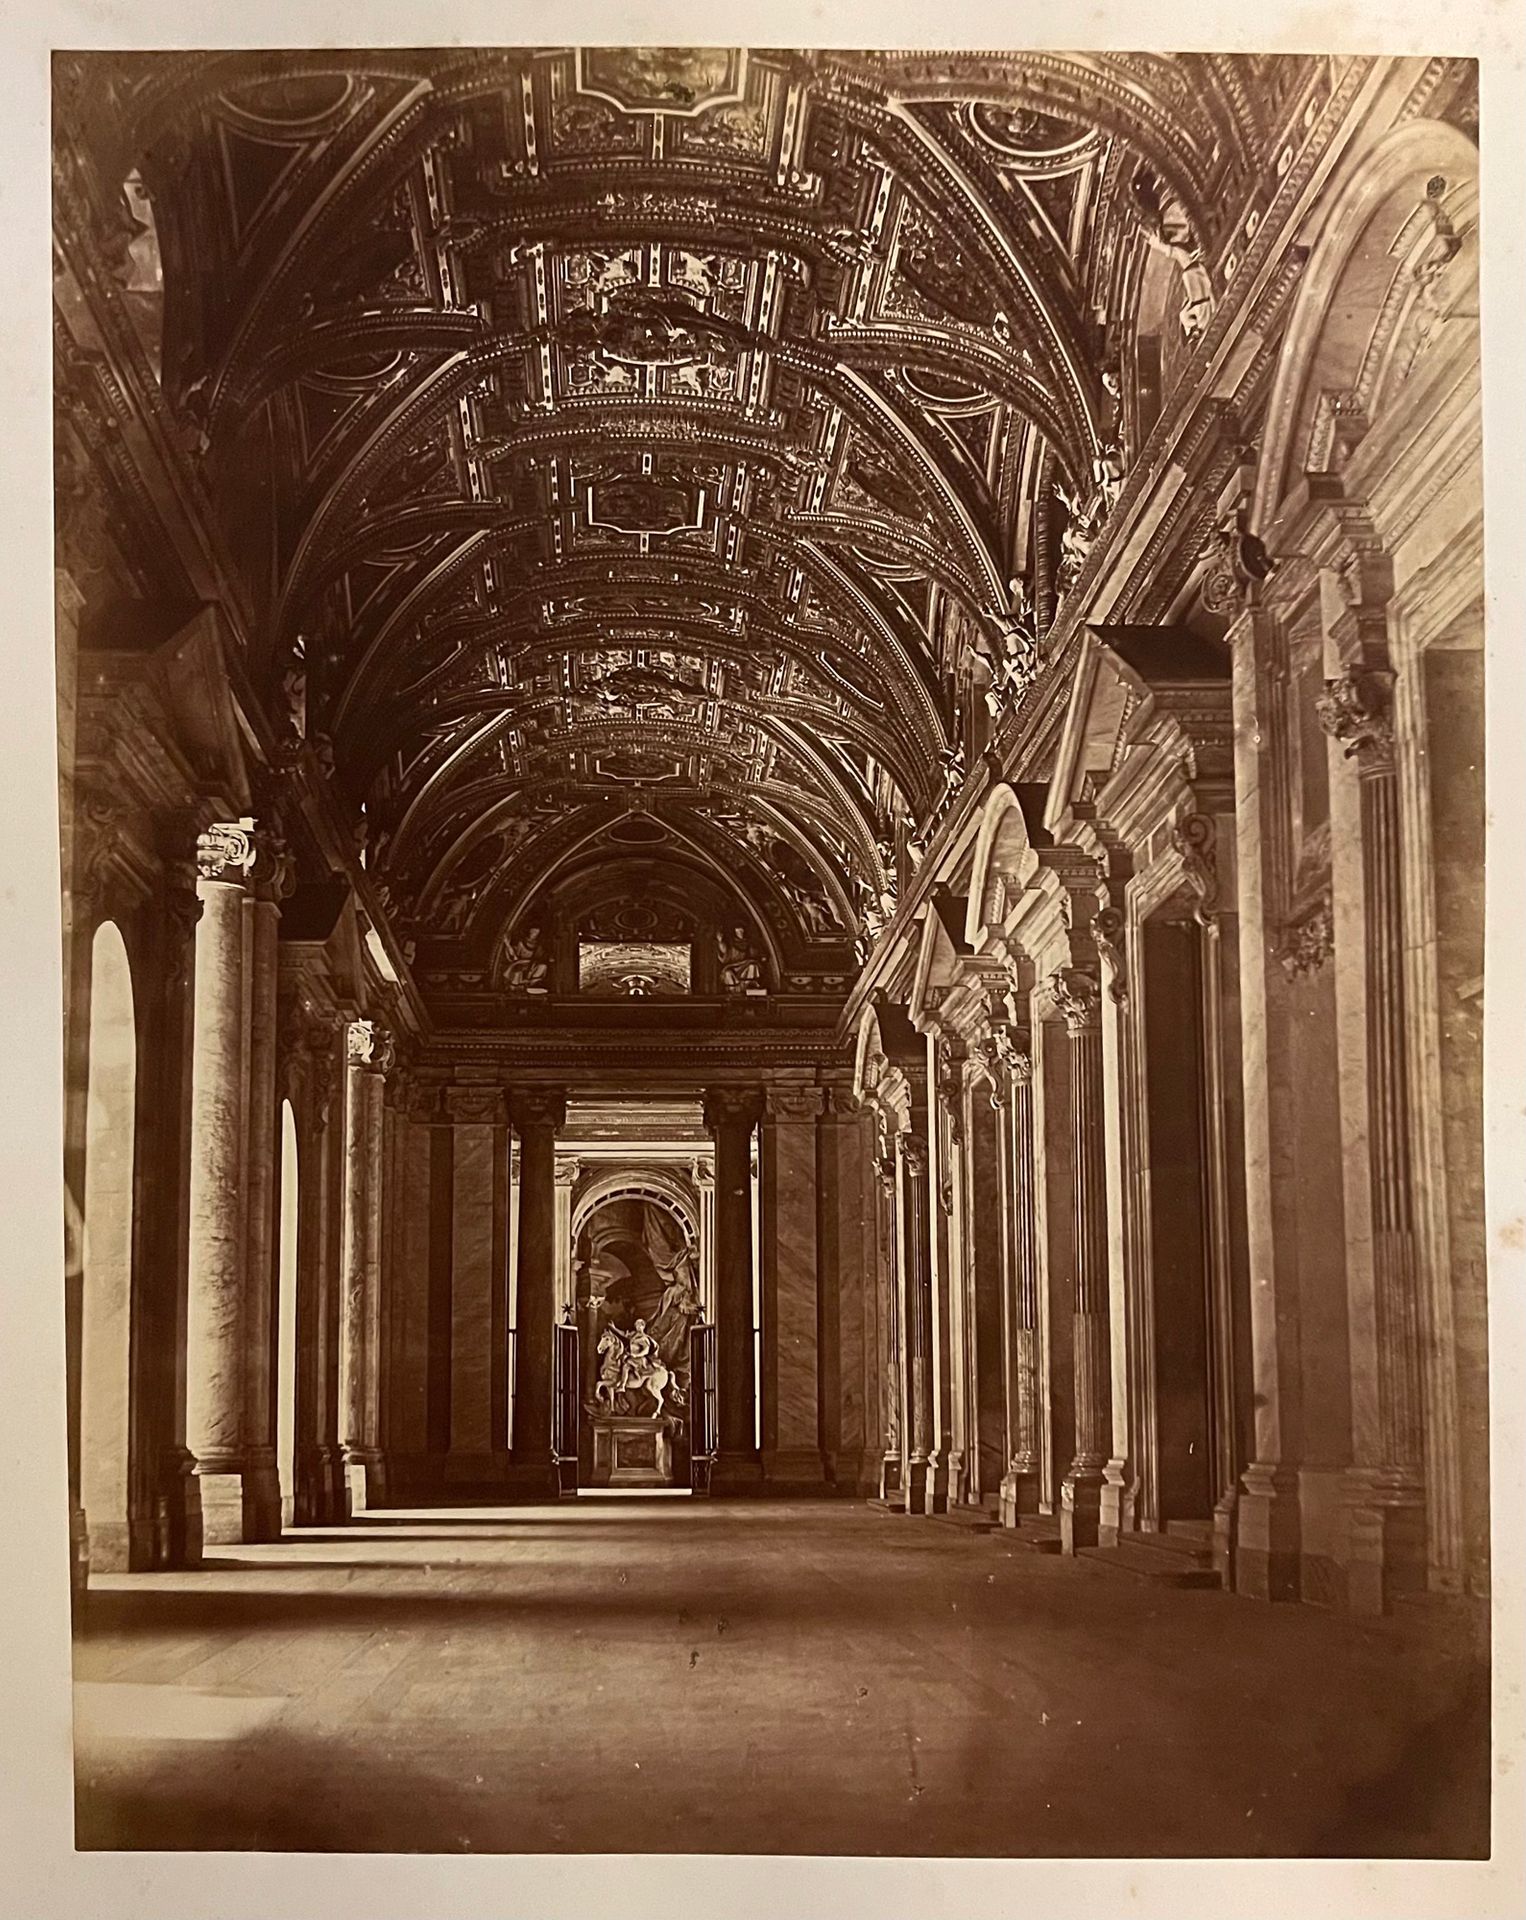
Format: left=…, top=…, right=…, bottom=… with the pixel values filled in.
left=72, top=1500, right=1490, bottom=1857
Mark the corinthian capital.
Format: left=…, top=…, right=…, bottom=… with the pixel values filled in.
left=346, top=1019, right=395, bottom=1073
left=702, top=1086, right=766, bottom=1133
left=1048, top=966, right=1101, bottom=1033
left=195, top=816, right=258, bottom=883
left=766, top=1084, right=827, bottom=1122
left=1315, top=666, right=1395, bottom=771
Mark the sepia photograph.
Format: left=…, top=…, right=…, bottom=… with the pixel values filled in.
left=5, top=8, right=1521, bottom=1914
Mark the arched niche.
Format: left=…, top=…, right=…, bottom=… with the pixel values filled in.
left=571, top=1168, right=705, bottom=1332
left=80, top=920, right=137, bottom=1572
left=571, top=1166, right=700, bottom=1249
left=965, top=782, right=1041, bottom=949
left=1254, top=118, right=1479, bottom=535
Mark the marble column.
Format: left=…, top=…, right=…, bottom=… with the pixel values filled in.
left=238, top=840, right=293, bottom=1541
left=184, top=820, right=259, bottom=1545
left=992, top=1041, right=1042, bottom=1525
left=1051, top=968, right=1110, bottom=1552
left=704, top=1088, right=765, bottom=1490
left=760, top=1085, right=827, bottom=1488
left=874, top=1131, right=903, bottom=1502
left=1318, top=665, right=1427, bottom=1609
left=901, top=1126, right=938, bottom=1514
left=927, top=1037, right=962, bottom=1511
left=507, top=1087, right=567, bottom=1492
left=445, top=1086, right=506, bottom=1483
left=1227, top=605, right=1305, bottom=1599
left=339, top=1019, right=391, bottom=1513
left=311, top=1020, right=348, bottom=1522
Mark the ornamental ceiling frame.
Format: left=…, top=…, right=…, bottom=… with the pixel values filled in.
left=55, top=43, right=1369, bottom=994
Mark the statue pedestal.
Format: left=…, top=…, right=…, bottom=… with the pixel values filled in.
left=590, top=1415, right=674, bottom=1488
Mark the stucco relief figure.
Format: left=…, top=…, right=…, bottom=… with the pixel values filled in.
left=1129, top=163, right=1216, bottom=342
left=719, top=925, right=764, bottom=992
left=650, top=1266, right=704, bottom=1365
left=502, top=925, right=550, bottom=992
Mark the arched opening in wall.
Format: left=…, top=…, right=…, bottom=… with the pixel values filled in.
left=80, top=920, right=136, bottom=1572
left=573, top=1186, right=703, bottom=1491
left=276, top=1099, right=300, bottom=1528
left=1140, top=915, right=1214, bottom=1528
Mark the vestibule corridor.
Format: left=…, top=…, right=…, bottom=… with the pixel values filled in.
left=50, top=45, right=1494, bottom=1874
left=74, top=1499, right=1488, bottom=1858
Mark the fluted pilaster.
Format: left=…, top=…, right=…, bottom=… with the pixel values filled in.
left=1318, top=664, right=1426, bottom=1606
left=1051, top=967, right=1111, bottom=1551
left=901, top=1130, right=937, bottom=1513
left=340, top=1019, right=392, bottom=1513
left=992, top=1043, right=1041, bottom=1525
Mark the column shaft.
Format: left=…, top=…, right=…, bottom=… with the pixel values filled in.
left=339, top=1021, right=391, bottom=1512
left=508, top=1088, right=566, bottom=1491
left=760, top=1086, right=827, bottom=1488
left=184, top=823, right=255, bottom=1547
left=875, top=1144, right=903, bottom=1501
left=1319, top=662, right=1427, bottom=1609
left=998, top=1055, right=1042, bottom=1525
left=902, top=1128, right=938, bottom=1513
left=705, top=1089, right=765, bottom=1489
left=239, top=892, right=282, bottom=1540
left=1054, top=972, right=1110, bottom=1552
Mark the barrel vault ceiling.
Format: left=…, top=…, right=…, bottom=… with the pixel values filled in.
left=54, top=47, right=1320, bottom=992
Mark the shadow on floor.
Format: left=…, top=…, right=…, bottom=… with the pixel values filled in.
left=1306, top=1664, right=1491, bottom=1858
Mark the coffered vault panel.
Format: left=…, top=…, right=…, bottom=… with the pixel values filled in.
left=54, top=45, right=1320, bottom=991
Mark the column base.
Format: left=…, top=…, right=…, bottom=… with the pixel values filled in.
left=504, top=1455, right=561, bottom=1500
left=343, top=1450, right=390, bottom=1515
left=998, top=1467, right=1041, bottom=1529
left=761, top=1448, right=830, bottom=1492
left=241, top=1453, right=283, bottom=1542
left=712, top=1451, right=765, bottom=1497
left=195, top=1469, right=249, bottom=1548
left=68, top=1503, right=90, bottom=1599
left=1060, top=1466, right=1106, bottom=1553
left=1099, top=1458, right=1137, bottom=1548
left=1344, top=1467, right=1427, bottom=1616
left=915, top=1454, right=950, bottom=1516
left=1234, top=1462, right=1302, bottom=1602
left=878, top=1453, right=903, bottom=1504
left=834, top=1450, right=884, bottom=1499
left=82, top=1515, right=135, bottom=1574
left=315, top=1445, right=347, bottom=1525
left=902, top=1455, right=930, bottom=1514
left=1213, top=1485, right=1240, bottom=1586
left=444, top=1449, right=510, bottom=1488
left=159, top=1447, right=202, bottom=1569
